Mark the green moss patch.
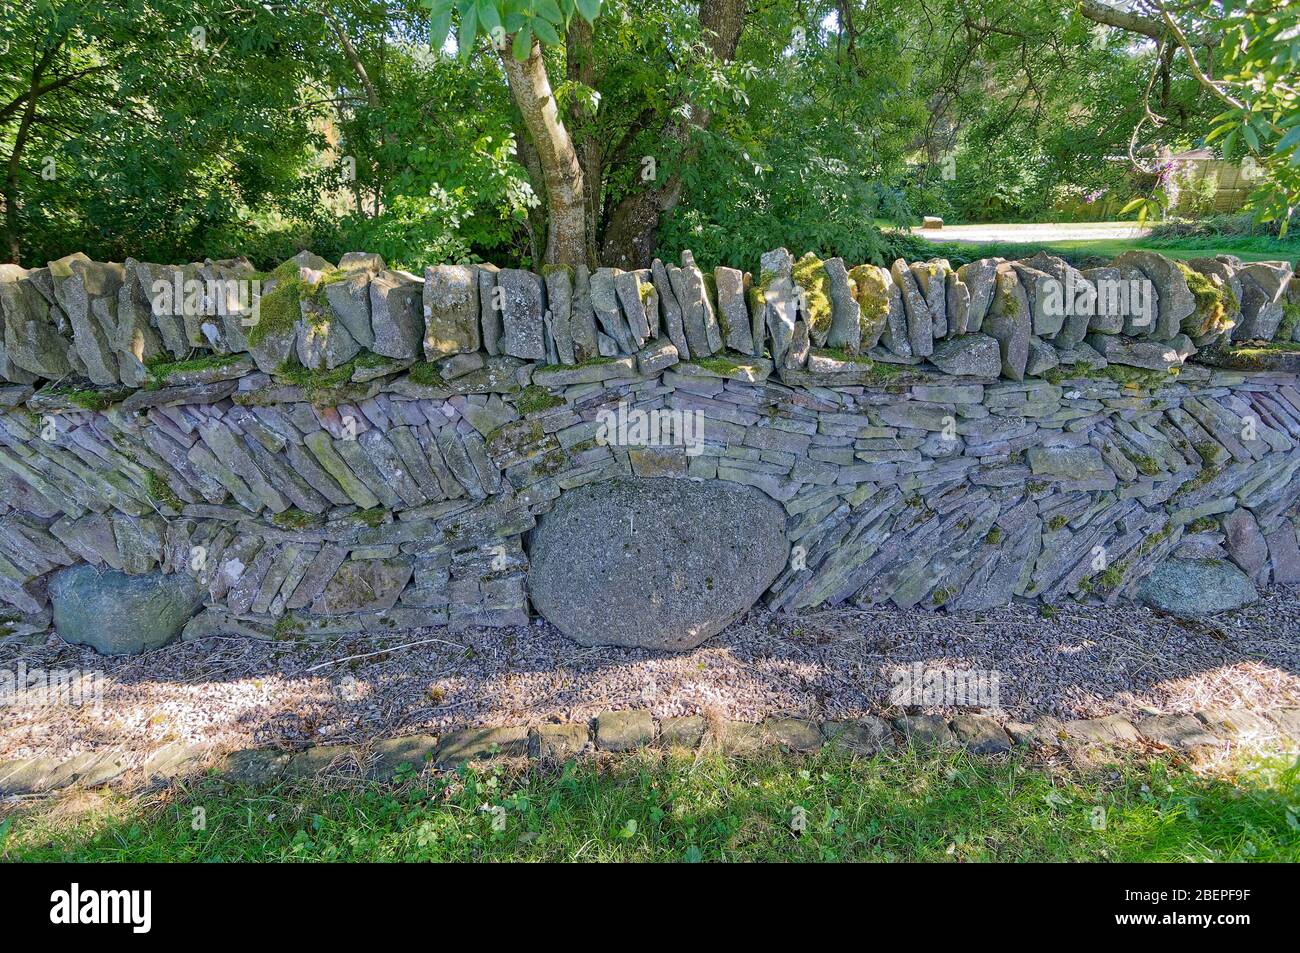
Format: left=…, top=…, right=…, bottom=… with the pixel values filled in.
left=147, top=472, right=183, bottom=510
left=249, top=274, right=303, bottom=347
left=1175, top=262, right=1232, bottom=337
left=515, top=385, right=564, bottom=416
left=847, top=264, right=891, bottom=351
left=271, top=508, right=320, bottom=530
left=407, top=361, right=448, bottom=389
left=144, top=352, right=246, bottom=389
left=791, top=253, right=832, bottom=341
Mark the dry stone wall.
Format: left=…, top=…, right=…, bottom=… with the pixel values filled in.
left=0, top=246, right=1297, bottom=653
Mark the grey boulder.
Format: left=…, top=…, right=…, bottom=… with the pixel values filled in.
left=50, top=564, right=205, bottom=655
left=528, top=478, right=789, bottom=651
left=1135, top=558, right=1258, bottom=618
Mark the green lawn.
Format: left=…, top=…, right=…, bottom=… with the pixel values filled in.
left=3, top=747, right=1296, bottom=862
left=912, top=233, right=1298, bottom=266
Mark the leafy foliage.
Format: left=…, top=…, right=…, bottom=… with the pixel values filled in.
left=2, top=0, right=1293, bottom=271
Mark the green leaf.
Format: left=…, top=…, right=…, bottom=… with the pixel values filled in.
left=531, top=15, right=561, bottom=46
left=457, top=2, right=479, bottom=58
left=1276, top=126, right=1300, bottom=154
left=512, top=26, right=533, bottom=61
left=576, top=0, right=601, bottom=23
left=535, top=0, right=564, bottom=25
left=478, top=1, right=503, bottom=45
left=429, top=0, right=454, bottom=49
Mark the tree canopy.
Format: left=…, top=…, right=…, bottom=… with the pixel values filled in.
left=2, top=0, right=1295, bottom=270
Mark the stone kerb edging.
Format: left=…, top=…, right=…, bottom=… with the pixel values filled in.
left=2, top=707, right=1297, bottom=796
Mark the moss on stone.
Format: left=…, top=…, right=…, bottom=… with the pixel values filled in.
left=997, top=281, right=1021, bottom=318
left=46, top=385, right=119, bottom=411
left=147, top=471, right=182, bottom=510
left=1192, top=442, right=1220, bottom=467
left=515, top=385, right=564, bottom=416
left=347, top=507, right=388, bottom=528
left=248, top=274, right=303, bottom=347
left=1276, top=299, right=1300, bottom=342
left=1131, top=454, right=1162, bottom=477
left=407, top=361, right=448, bottom=389
left=271, top=507, right=319, bottom=530
left=1047, top=515, right=1069, bottom=531
left=1175, top=261, right=1232, bottom=337
left=984, top=526, right=1003, bottom=545
left=1099, top=363, right=1177, bottom=389
left=1185, top=515, right=1220, bottom=534
left=690, top=355, right=747, bottom=375
left=273, top=358, right=355, bottom=398
left=540, top=263, right=574, bottom=281
left=847, top=264, right=891, bottom=350
left=791, top=253, right=832, bottom=341
left=144, top=351, right=245, bottom=390
left=1213, top=342, right=1300, bottom=371
left=1093, top=560, right=1128, bottom=593
left=272, top=612, right=306, bottom=641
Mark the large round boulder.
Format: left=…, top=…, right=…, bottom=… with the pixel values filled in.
left=49, top=564, right=205, bottom=655
left=1135, top=558, right=1258, bottom=618
left=527, top=478, right=789, bottom=651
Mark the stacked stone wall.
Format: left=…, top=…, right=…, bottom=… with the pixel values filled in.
left=0, top=247, right=1297, bottom=650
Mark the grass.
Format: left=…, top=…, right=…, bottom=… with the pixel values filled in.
left=3, top=747, right=1296, bottom=862
left=915, top=233, right=1298, bottom=266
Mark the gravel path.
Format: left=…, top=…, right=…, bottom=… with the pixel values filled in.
left=2, top=589, right=1297, bottom=761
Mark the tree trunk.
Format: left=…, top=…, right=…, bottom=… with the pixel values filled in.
left=566, top=18, right=602, bottom=267
left=598, top=0, right=746, bottom=269
left=3, top=98, right=37, bottom=264
left=499, top=39, right=587, bottom=267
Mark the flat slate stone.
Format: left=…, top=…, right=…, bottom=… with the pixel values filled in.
left=951, top=713, right=1012, bottom=754
left=531, top=356, right=636, bottom=387
left=1060, top=714, right=1140, bottom=745
left=595, top=710, right=655, bottom=751
left=528, top=478, right=788, bottom=651
left=1135, top=714, right=1224, bottom=752
left=423, top=264, right=480, bottom=360
left=531, top=723, right=590, bottom=760
left=821, top=717, right=894, bottom=754
left=764, top=717, right=823, bottom=751
left=894, top=714, right=955, bottom=747
left=1194, top=707, right=1279, bottom=744
left=498, top=269, right=546, bottom=360
left=928, top=333, right=1001, bottom=377
left=658, top=715, right=706, bottom=749
left=368, top=734, right=438, bottom=779
left=714, top=265, right=754, bottom=354
left=285, top=744, right=358, bottom=778
left=1265, top=708, right=1300, bottom=744
left=436, top=725, right=529, bottom=767
left=369, top=269, right=423, bottom=360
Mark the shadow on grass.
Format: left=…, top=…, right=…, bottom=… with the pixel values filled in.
left=4, top=746, right=1297, bottom=862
